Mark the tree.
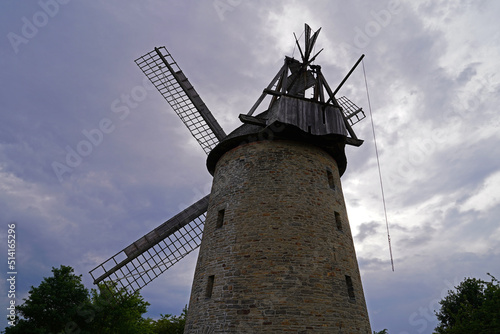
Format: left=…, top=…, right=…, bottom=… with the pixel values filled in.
left=434, top=274, right=500, bottom=334
left=2, top=265, right=156, bottom=334
left=373, top=330, right=388, bottom=334
left=86, top=283, right=154, bottom=334
left=151, top=306, right=187, bottom=334
left=4, top=265, right=89, bottom=334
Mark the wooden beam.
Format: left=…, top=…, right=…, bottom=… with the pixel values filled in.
left=239, top=114, right=267, bottom=127
left=246, top=63, right=287, bottom=116
left=91, top=195, right=210, bottom=284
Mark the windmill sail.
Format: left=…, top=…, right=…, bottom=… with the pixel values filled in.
left=89, top=195, right=209, bottom=296
left=337, top=96, right=366, bottom=126
left=135, top=46, right=226, bottom=154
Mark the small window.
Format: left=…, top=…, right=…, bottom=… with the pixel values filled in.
left=216, top=209, right=225, bottom=229
left=345, top=275, right=355, bottom=300
left=335, top=211, right=342, bottom=231
left=327, top=169, right=335, bottom=190
left=206, top=275, right=215, bottom=298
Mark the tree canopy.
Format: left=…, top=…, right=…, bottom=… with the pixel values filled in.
left=434, top=273, right=500, bottom=334
left=150, top=308, right=187, bottom=334
left=2, top=265, right=186, bottom=334
left=4, top=265, right=89, bottom=333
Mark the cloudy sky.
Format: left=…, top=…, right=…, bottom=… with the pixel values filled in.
left=1, top=1, right=499, bottom=332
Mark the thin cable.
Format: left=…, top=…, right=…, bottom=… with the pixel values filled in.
left=362, top=59, right=395, bottom=272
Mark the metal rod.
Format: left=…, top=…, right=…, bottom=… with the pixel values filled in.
left=333, top=54, right=365, bottom=96
left=324, top=54, right=365, bottom=106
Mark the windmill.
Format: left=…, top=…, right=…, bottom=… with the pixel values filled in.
left=90, top=24, right=371, bottom=333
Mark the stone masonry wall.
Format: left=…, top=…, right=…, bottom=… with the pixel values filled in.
left=184, top=139, right=371, bottom=333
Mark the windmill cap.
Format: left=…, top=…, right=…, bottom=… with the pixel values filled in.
left=206, top=109, right=348, bottom=176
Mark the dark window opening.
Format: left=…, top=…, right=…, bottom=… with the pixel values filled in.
left=335, top=211, right=342, bottom=231
left=206, top=275, right=215, bottom=298
left=216, top=209, right=225, bottom=229
left=327, top=169, right=335, bottom=190
left=345, top=275, right=355, bottom=300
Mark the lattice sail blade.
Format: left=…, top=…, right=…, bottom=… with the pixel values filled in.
left=135, top=47, right=226, bottom=154
left=89, top=195, right=209, bottom=296
left=337, top=96, right=366, bottom=126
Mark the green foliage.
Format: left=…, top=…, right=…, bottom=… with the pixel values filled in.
left=151, top=306, right=187, bottom=334
left=434, top=273, right=500, bottom=334
left=373, top=330, right=388, bottom=334
left=2, top=265, right=188, bottom=334
left=85, top=283, right=153, bottom=334
left=4, top=265, right=89, bottom=334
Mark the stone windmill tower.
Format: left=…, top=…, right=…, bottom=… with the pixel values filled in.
left=90, top=24, right=371, bottom=333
